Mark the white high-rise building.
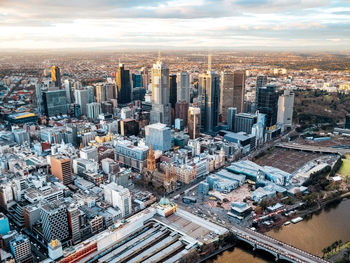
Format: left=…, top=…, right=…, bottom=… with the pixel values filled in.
left=277, top=89, right=294, bottom=130
left=86, top=102, right=101, bottom=120
left=74, top=89, right=89, bottom=116
left=150, top=56, right=171, bottom=126
left=177, top=71, right=190, bottom=103
left=64, top=80, right=73, bottom=104
left=103, top=183, right=132, bottom=217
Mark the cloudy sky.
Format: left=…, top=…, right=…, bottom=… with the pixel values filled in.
left=0, top=0, right=349, bottom=50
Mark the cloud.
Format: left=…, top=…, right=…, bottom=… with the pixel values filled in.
left=0, top=0, right=349, bottom=50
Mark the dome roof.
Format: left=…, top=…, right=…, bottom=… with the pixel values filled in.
left=159, top=197, right=170, bottom=206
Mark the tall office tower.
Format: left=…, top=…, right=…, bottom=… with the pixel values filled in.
left=50, top=155, right=73, bottom=185
left=188, top=107, right=201, bottom=139
left=64, top=80, right=73, bottom=104
left=95, top=85, right=106, bottom=103
left=256, top=85, right=279, bottom=128
left=36, top=83, right=44, bottom=115
left=74, top=89, right=88, bottom=116
left=227, top=107, right=237, bottom=131
left=10, top=234, right=33, bottom=263
left=233, top=71, right=245, bottom=113
left=105, top=84, right=115, bottom=101
left=220, top=72, right=234, bottom=121
left=177, top=71, right=190, bottom=103
left=103, top=183, right=132, bottom=217
left=132, top=73, right=142, bottom=88
left=116, top=64, right=132, bottom=105
left=141, top=67, right=150, bottom=90
left=40, top=201, right=69, bottom=243
left=96, top=84, right=114, bottom=103
left=67, top=204, right=81, bottom=245
left=87, top=86, right=95, bottom=103
left=199, top=70, right=220, bottom=132
left=150, top=57, right=171, bottom=126
left=234, top=113, right=257, bottom=133
left=277, top=89, right=295, bottom=129
left=145, top=123, right=172, bottom=151
left=51, top=66, right=62, bottom=88
left=42, top=90, right=68, bottom=117
left=175, top=101, right=189, bottom=126
left=86, top=102, right=101, bottom=120
left=169, top=74, right=177, bottom=109
left=256, top=75, right=268, bottom=89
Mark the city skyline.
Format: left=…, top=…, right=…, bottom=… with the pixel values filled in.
left=0, top=0, right=349, bottom=51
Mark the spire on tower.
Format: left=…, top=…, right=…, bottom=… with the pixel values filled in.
left=158, top=50, right=161, bottom=62
left=208, top=54, right=212, bottom=71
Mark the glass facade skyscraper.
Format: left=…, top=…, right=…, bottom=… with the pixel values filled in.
left=256, top=85, right=278, bottom=128
left=43, top=90, right=68, bottom=117
left=116, top=64, right=132, bottom=105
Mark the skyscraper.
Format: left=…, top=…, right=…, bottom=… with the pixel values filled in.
left=51, top=66, right=62, bottom=88
left=36, top=83, right=44, bottom=115
left=150, top=57, right=171, bottom=126
left=141, top=67, right=150, bottom=90
left=199, top=71, right=220, bottom=132
left=50, top=155, right=73, bottom=185
left=256, top=85, right=279, bottom=128
left=175, top=100, right=189, bottom=126
left=74, top=89, right=88, bottom=116
left=227, top=107, right=237, bottom=131
left=86, top=102, right=101, bottom=120
left=233, top=71, right=245, bottom=113
left=177, top=71, right=190, bottom=103
left=220, top=71, right=245, bottom=121
left=169, top=74, right=177, bottom=109
left=188, top=107, right=201, bottom=139
left=256, top=75, right=268, bottom=89
left=116, top=64, right=132, bottom=105
left=132, top=73, right=142, bottom=88
left=42, top=90, right=68, bottom=117
left=87, top=86, right=95, bottom=103
left=277, top=89, right=295, bottom=129
left=64, top=80, right=73, bottom=104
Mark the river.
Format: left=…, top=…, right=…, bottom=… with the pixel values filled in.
left=209, top=198, right=350, bottom=262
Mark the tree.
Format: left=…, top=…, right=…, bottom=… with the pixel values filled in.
left=322, top=248, right=328, bottom=258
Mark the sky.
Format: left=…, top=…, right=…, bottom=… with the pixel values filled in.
left=0, top=0, right=349, bottom=51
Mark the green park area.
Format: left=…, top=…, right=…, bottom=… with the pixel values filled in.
left=338, top=155, right=350, bottom=179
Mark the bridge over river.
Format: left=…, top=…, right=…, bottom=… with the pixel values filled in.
left=232, top=225, right=328, bottom=263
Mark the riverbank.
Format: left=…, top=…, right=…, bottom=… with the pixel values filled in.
left=258, top=191, right=350, bottom=234
left=198, top=244, right=235, bottom=263
left=325, top=241, right=350, bottom=262
left=266, top=198, right=350, bottom=257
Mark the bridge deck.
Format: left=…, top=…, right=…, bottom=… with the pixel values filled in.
left=234, top=226, right=328, bottom=263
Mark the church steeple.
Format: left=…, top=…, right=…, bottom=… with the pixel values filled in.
left=147, top=145, right=156, bottom=171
